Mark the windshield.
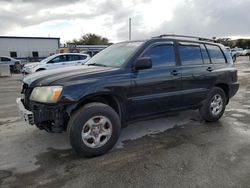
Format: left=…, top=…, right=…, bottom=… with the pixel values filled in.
left=86, top=42, right=144, bottom=67
left=40, top=54, right=58, bottom=63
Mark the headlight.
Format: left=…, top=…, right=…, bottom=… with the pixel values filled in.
left=30, top=86, right=63, bottom=103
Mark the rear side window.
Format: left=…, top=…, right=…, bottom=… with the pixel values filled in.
left=206, top=44, right=226, bottom=64
left=68, top=55, right=80, bottom=61
left=142, top=44, right=176, bottom=67
left=79, top=55, right=87, bottom=60
left=179, top=45, right=203, bottom=65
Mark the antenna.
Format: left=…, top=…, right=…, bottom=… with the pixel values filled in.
left=129, top=18, right=131, bottom=41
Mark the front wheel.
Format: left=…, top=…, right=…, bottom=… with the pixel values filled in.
left=68, top=103, right=121, bottom=157
left=199, top=87, right=226, bottom=122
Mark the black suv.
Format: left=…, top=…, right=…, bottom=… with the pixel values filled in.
left=17, top=35, right=239, bottom=157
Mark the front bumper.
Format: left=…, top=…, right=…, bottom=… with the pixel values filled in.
left=16, top=98, right=69, bottom=133
left=16, top=98, right=34, bottom=125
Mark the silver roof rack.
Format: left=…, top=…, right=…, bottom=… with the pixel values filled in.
left=152, top=34, right=215, bottom=42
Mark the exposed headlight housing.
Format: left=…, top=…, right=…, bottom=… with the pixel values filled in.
left=30, top=86, right=63, bottom=103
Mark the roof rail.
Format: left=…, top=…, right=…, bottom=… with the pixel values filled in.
left=152, top=34, right=215, bottom=42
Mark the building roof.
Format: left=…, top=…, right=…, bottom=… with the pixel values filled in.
left=0, top=36, right=60, bottom=40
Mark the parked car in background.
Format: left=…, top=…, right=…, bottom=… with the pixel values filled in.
left=233, top=48, right=245, bottom=56
left=225, top=47, right=237, bottom=62
left=22, top=53, right=91, bottom=74
left=243, top=49, right=250, bottom=56
left=0, top=56, right=22, bottom=73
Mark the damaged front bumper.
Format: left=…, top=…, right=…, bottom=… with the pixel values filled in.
left=16, top=98, right=34, bottom=125
left=16, top=98, right=69, bottom=133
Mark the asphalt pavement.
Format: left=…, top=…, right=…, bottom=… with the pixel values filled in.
left=0, top=56, right=250, bottom=188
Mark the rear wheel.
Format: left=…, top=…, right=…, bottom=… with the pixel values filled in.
left=68, top=103, right=121, bottom=157
left=199, top=87, right=226, bottom=122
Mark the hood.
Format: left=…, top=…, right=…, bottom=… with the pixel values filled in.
left=24, top=62, right=42, bottom=68
left=23, top=65, right=120, bottom=87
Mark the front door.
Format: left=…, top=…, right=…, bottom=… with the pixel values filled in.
left=46, top=55, right=67, bottom=69
left=128, top=42, right=182, bottom=118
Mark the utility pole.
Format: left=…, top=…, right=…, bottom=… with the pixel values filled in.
left=129, top=18, right=131, bottom=41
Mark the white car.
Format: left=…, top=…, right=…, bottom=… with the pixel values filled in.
left=0, top=56, right=22, bottom=73
left=23, top=53, right=90, bottom=74
left=225, top=47, right=237, bottom=62
left=0, top=56, right=21, bottom=65
left=242, top=49, right=250, bottom=56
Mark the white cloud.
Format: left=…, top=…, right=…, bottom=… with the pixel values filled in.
left=0, top=0, right=250, bottom=43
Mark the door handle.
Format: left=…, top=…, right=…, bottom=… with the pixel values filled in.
left=171, top=70, right=180, bottom=76
left=62, top=63, right=66, bottom=65
left=207, top=67, right=213, bottom=72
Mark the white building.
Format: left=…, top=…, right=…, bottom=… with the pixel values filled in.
left=0, top=36, right=60, bottom=61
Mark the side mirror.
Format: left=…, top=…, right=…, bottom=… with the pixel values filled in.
left=134, top=57, right=152, bottom=71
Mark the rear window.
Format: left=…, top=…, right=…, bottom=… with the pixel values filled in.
left=179, top=45, right=203, bottom=65
left=206, top=44, right=226, bottom=64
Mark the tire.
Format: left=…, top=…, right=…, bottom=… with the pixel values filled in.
left=68, top=102, right=121, bottom=157
left=199, top=87, right=226, bottom=122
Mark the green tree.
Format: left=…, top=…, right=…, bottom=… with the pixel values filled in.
left=216, top=38, right=232, bottom=47
left=244, top=40, right=250, bottom=49
left=71, top=33, right=109, bottom=45
left=236, top=39, right=244, bottom=48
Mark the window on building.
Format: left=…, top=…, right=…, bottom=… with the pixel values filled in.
left=32, top=51, right=39, bottom=58
left=179, top=45, right=203, bottom=65
left=206, top=44, right=226, bottom=64
left=10, top=52, right=17, bottom=58
left=141, top=44, right=176, bottom=67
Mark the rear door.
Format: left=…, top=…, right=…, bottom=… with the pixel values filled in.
left=65, top=55, right=79, bottom=66
left=65, top=55, right=88, bottom=66
left=128, top=42, right=182, bottom=118
left=205, top=44, right=228, bottom=69
left=179, top=42, right=215, bottom=107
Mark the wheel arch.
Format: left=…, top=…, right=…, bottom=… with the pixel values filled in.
left=35, top=68, right=46, bottom=72
left=215, top=83, right=229, bottom=104
left=70, top=93, right=125, bottom=122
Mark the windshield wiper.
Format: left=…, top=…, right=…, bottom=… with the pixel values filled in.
left=87, top=63, right=107, bottom=67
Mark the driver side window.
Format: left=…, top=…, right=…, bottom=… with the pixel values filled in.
left=49, top=55, right=67, bottom=63
left=141, top=44, right=176, bottom=67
